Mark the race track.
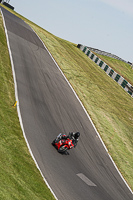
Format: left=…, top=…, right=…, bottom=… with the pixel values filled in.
left=1, top=7, right=132, bottom=200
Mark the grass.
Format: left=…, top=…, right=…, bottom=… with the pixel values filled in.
left=0, top=4, right=133, bottom=198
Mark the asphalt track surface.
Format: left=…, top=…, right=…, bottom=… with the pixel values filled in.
left=1, top=7, right=133, bottom=200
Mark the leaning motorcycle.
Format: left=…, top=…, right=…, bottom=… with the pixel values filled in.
left=52, top=133, right=74, bottom=155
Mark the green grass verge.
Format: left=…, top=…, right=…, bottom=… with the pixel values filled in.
left=0, top=4, right=133, bottom=198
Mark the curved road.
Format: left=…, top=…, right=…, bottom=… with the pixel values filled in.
left=1, top=7, right=132, bottom=200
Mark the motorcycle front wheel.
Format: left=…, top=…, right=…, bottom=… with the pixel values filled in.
left=58, top=145, right=68, bottom=153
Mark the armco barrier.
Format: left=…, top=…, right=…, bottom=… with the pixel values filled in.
left=83, top=46, right=128, bottom=64
left=77, top=44, right=133, bottom=98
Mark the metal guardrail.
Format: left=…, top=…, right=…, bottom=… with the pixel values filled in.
left=77, top=44, right=132, bottom=64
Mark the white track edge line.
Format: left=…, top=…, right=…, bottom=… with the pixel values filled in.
left=31, top=26, right=133, bottom=195
left=0, top=8, right=58, bottom=200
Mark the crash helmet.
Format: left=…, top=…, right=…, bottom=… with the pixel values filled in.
left=74, top=132, right=80, bottom=139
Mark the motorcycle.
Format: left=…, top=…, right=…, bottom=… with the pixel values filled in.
left=52, top=133, right=74, bottom=155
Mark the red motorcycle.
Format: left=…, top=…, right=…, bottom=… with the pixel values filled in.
left=52, top=133, right=74, bottom=155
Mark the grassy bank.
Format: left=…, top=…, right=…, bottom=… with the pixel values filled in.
left=0, top=5, right=133, bottom=198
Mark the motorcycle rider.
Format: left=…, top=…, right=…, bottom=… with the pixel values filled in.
left=61, top=132, right=80, bottom=148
